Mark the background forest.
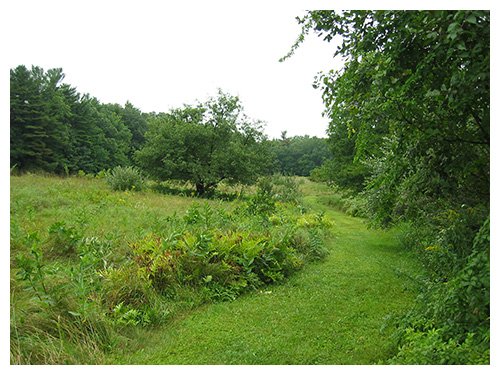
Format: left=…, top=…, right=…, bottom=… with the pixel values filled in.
left=10, top=64, right=331, bottom=180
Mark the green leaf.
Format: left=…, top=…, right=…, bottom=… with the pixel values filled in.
left=426, top=89, right=441, bottom=97
left=466, top=14, right=477, bottom=24
left=447, top=22, right=458, bottom=32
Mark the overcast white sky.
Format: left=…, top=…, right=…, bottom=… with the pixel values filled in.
left=3, top=0, right=348, bottom=140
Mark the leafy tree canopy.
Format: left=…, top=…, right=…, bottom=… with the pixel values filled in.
left=288, top=10, right=489, bottom=226
left=269, top=133, right=332, bottom=177
left=286, top=11, right=490, bottom=364
left=136, top=90, right=273, bottom=195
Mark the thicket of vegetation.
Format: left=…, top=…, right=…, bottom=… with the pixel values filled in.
left=292, top=10, right=490, bottom=364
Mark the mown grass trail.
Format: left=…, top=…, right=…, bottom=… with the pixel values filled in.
left=109, top=181, right=423, bottom=365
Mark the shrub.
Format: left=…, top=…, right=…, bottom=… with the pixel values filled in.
left=317, top=191, right=367, bottom=218
left=387, top=327, right=490, bottom=365
left=257, top=174, right=302, bottom=204
left=388, top=215, right=490, bottom=364
left=106, top=166, right=145, bottom=192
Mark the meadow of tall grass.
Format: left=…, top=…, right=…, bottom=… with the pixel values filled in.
left=10, top=173, right=333, bottom=364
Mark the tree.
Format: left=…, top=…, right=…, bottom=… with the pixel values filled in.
left=107, top=101, right=148, bottom=159
left=10, top=65, right=72, bottom=172
left=287, top=10, right=489, bottom=225
left=269, top=135, right=332, bottom=177
left=136, top=91, right=273, bottom=195
left=311, top=123, right=370, bottom=191
left=10, top=65, right=45, bottom=170
left=97, top=104, right=133, bottom=167
left=10, top=65, right=147, bottom=174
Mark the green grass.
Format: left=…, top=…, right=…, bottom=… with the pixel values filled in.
left=10, top=174, right=424, bottom=365
left=105, top=182, right=423, bottom=365
left=10, top=174, right=204, bottom=232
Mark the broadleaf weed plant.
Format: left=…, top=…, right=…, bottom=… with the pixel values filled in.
left=15, top=232, right=52, bottom=304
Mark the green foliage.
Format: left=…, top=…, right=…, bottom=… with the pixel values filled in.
left=387, top=215, right=490, bottom=364
left=136, top=90, right=273, bottom=195
left=309, top=126, right=370, bottom=192
left=11, top=174, right=336, bottom=363
left=47, top=221, right=82, bottom=257
left=300, top=10, right=489, bottom=227
left=244, top=174, right=303, bottom=217
left=106, top=165, right=145, bottom=192
left=10, top=65, right=150, bottom=175
left=12, top=228, right=115, bottom=364
left=387, top=328, right=489, bottom=365
left=109, top=197, right=332, bottom=308
left=15, top=232, right=51, bottom=303
left=269, top=133, right=332, bottom=176
left=287, top=10, right=490, bottom=364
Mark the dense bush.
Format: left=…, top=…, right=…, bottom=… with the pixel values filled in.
left=107, top=198, right=332, bottom=309
left=387, top=214, right=490, bottom=364
left=317, top=190, right=367, bottom=218
left=106, top=165, right=145, bottom=191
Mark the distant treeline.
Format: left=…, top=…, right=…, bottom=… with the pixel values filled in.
left=268, top=132, right=331, bottom=177
left=10, top=65, right=331, bottom=177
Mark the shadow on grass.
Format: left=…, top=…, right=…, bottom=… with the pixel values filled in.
left=148, top=181, right=242, bottom=202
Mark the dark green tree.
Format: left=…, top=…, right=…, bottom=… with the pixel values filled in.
left=38, top=68, right=73, bottom=173
left=287, top=10, right=489, bottom=225
left=10, top=65, right=145, bottom=174
left=66, top=95, right=108, bottom=173
left=10, top=65, right=71, bottom=172
left=269, top=135, right=332, bottom=176
left=310, top=122, right=370, bottom=191
left=136, top=91, right=273, bottom=195
left=10, top=65, right=44, bottom=170
left=107, top=101, right=148, bottom=160
left=98, top=104, right=133, bottom=167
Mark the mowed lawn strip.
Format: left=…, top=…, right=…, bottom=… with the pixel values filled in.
left=110, top=193, right=422, bottom=365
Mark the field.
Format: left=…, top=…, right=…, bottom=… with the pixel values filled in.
left=10, top=174, right=423, bottom=364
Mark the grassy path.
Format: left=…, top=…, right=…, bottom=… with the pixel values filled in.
left=109, top=183, right=422, bottom=365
